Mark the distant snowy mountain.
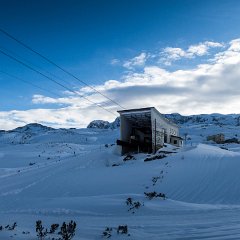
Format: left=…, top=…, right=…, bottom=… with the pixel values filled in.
left=87, top=113, right=240, bottom=130
left=164, top=113, right=240, bottom=126
left=1, top=113, right=240, bottom=146
left=0, top=122, right=119, bottom=145
left=87, top=117, right=120, bottom=129
left=10, top=123, right=54, bottom=133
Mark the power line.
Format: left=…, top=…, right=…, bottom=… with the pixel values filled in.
left=0, top=48, right=118, bottom=117
left=0, top=70, right=95, bottom=129
left=0, top=45, right=115, bottom=109
left=0, top=28, right=125, bottom=110
left=0, top=44, right=79, bottom=89
left=0, top=69, right=62, bottom=98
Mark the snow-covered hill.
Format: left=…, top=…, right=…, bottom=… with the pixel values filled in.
left=1, top=115, right=240, bottom=239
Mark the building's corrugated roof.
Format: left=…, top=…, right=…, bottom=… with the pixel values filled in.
left=118, top=107, right=178, bottom=128
left=117, top=107, right=154, bottom=114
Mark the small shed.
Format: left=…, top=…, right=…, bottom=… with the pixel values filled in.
left=117, top=107, right=182, bottom=154
left=207, top=134, right=225, bottom=144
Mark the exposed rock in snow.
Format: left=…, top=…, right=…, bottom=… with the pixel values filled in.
left=109, top=117, right=120, bottom=129
left=87, top=120, right=111, bottom=129
left=87, top=117, right=120, bottom=129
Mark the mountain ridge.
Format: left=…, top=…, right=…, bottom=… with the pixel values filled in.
left=1, top=113, right=240, bottom=132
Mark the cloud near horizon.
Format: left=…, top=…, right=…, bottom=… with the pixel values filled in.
left=1, top=39, right=240, bottom=130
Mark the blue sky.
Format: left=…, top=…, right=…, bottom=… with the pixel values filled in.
left=1, top=0, right=240, bottom=129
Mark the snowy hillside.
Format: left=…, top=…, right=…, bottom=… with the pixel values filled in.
left=1, top=115, right=240, bottom=239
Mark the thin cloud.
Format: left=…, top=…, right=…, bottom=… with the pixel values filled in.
left=110, top=58, right=120, bottom=65
left=123, top=52, right=148, bottom=69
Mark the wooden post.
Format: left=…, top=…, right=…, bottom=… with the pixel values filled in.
left=154, top=118, right=157, bottom=153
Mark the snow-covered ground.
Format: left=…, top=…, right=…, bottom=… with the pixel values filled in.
left=1, top=119, right=240, bottom=239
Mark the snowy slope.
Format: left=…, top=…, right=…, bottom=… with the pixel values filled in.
left=1, top=117, right=240, bottom=239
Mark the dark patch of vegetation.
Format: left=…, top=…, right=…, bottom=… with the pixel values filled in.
left=0, top=222, right=17, bottom=231
left=102, top=225, right=130, bottom=238
left=36, top=220, right=48, bottom=239
left=59, top=221, right=76, bottom=240
left=8, top=222, right=17, bottom=230
left=36, top=220, right=76, bottom=240
left=151, top=170, right=164, bottom=186
left=117, top=225, right=128, bottom=235
left=102, top=227, right=112, bottom=238
left=126, top=197, right=142, bottom=214
left=49, top=224, right=59, bottom=234
left=144, top=191, right=166, bottom=200
left=29, top=162, right=36, bottom=166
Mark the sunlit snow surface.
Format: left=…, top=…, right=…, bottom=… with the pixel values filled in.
left=0, top=122, right=240, bottom=239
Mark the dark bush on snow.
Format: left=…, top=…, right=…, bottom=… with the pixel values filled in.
left=0, top=222, right=17, bottom=231
left=59, top=221, right=76, bottom=240
left=36, top=220, right=48, bottom=239
left=126, top=197, right=142, bottom=213
left=144, top=191, right=166, bottom=200
left=102, top=225, right=129, bottom=238
left=49, top=223, right=59, bottom=234
left=117, top=225, right=128, bottom=234
left=102, top=227, right=112, bottom=238
left=36, top=220, right=76, bottom=240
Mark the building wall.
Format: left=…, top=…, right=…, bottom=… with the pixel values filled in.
left=120, top=115, right=132, bottom=142
left=151, top=108, right=179, bottom=151
left=207, top=134, right=225, bottom=143
left=119, top=108, right=180, bottom=154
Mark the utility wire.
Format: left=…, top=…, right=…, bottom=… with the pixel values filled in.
left=0, top=48, right=118, bottom=117
left=0, top=28, right=125, bottom=110
left=0, top=45, right=118, bottom=115
left=0, top=69, right=62, bottom=98
left=0, top=70, right=92, bottom=129
left=0, top=44, right=75, bottom=88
